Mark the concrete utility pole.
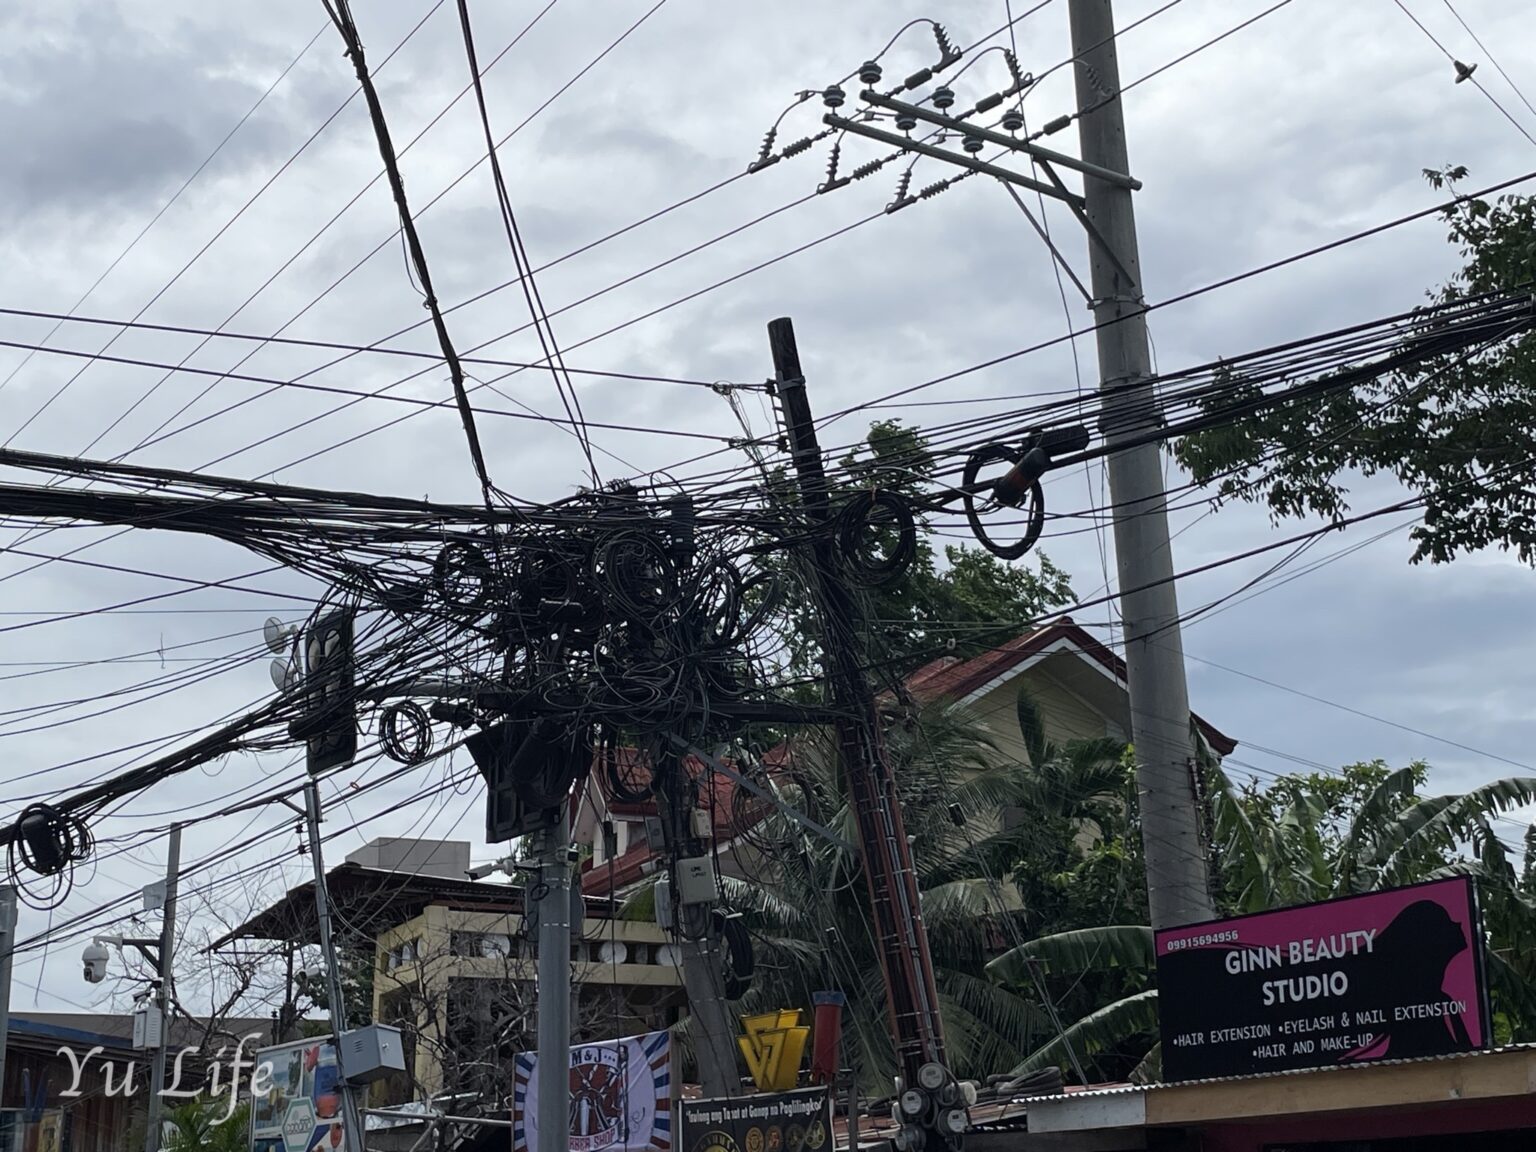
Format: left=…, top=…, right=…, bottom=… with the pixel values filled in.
left=1068, top=0, right=1215, bottom=929
left=533, top=815, right=573, bottom=1152
left=304, top=783, right=366, bottom=1152
left=651, top=754, right=740, bottom=1100
left=144, top=826, right=180, bottom=1152
left=0, top=885, right=16, bottom=1118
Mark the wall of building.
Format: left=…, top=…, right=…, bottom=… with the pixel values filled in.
left=967, top=664, right=1121, bottom=767
left=1197, top=1097, right=1536, bottom=1150
left=371, top=902, right=682, bottom=1100
left=1, top=1040, right=144, bottom=1152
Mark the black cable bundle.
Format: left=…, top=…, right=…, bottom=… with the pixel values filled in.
left=835, top=490, right=918, bottom=584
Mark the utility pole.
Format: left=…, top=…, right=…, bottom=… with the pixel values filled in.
left=769, top=318, right=965, bottom=1151
left=144, top=825, right=180, bottom=1152
left=1068, top=0, right=1214, bottom=929
left=303, top=783, right=366, bottom=1152
left=651, top=753, right=740, bottom=1100
left=0, top=884, right=16, bottom=1127
left=805, top=7, right=1214, bottom=931
left=533, top=813, right=572, bottom=1152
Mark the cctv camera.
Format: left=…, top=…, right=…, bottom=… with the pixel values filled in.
left=82, top=941, right=109, bottom=984
left=564, top=846, right=580, bottom=865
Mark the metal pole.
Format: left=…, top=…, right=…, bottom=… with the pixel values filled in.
left=535, top=815, right=572, bottom=1152
left=1068, top=0, right=1214, bottom=929
left=304, top=782, right=366, bottom=1152
left=652, top=755, right=739, bottom=1100
left=0, top=885, right=16, bottom=1133
left=144, top=826, right=180, bottom=1152
left=768, top=318, right=948, bottom=1122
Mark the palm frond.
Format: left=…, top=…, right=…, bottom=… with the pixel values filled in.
left=923, top=877, right=1017, bottom=920
left=1016, top=689, right=1050, bottom=767
left=1010, top=989, right=1159, bottom=1075
left=936, top=971, right=1049, bottom=1079
left=1207, top=763, right=1275, bottom=912
left=988, top=925, right=1153, bottom=985
left=1129, top=1041, right=1162, bottom=1084
left=619, top=878, right=657, bottom=921
left=1374, top=778, right=1536, bottom=888
left=1334, top=765, right=1421, bottom=893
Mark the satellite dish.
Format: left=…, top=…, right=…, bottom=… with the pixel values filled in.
left=598, top=941, right=629, bottom=965
left=656, top=944, right=679, bottom=968
left=263, top=617, right=292, bottom=655
left=269, top=658, right=296, bottom=693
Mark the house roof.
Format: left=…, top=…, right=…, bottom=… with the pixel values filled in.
left=9, top=1013, right=275, bottom=1053
left=580, top=754, right=763, bottom=897
left=906, top=617, right=1237, bottom=756
left=1022, top=1042, right=1536, bottom=1135
left=9, top=1014, right=135, bottom=1053
left=208, top=861, right=631, bottom=950
left=581, top=620, right=1235, bottom=899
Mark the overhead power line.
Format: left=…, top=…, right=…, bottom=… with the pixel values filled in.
left=1390, top=0, right=1536, bottom=149
left=0, top=20, right=332, bottom=401
left=321, top=0, right=497, bottom=503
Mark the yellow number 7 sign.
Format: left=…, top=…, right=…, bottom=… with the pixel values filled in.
left=738, top=1010, right=811, bottom=1092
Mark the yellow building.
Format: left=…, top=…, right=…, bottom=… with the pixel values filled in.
left=372, top=896, right=681, bottom=1099
left=214, top=839, right=684, bottom=1108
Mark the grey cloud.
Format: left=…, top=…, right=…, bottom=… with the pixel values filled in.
left=0, top=7, right=320, bottom=226
left=5, top=0, right=1536, bottom=1014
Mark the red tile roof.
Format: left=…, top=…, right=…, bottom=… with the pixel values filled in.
left=907, top=616, right=1236, bottom=755
left=580, top=751, right=790, bottom=896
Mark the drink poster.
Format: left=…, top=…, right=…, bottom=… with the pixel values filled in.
left=250, top=1037, right=347, bottom=1152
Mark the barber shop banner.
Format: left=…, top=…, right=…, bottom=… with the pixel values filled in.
left=1156, top=877, right=1489, bottom=1081
left=513, top=1030, right=673, bottom=1152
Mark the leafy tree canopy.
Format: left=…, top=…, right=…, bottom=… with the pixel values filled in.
left=1172, top=167, right=1536, bottom=564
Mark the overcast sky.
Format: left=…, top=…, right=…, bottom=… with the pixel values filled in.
left=2, top=0, right=1534, bottom=1018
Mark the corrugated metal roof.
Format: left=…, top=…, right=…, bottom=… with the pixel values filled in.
left=1024, top=1041, right=1536, bottom=1105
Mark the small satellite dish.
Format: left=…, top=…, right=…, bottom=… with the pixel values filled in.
left=263, top=617, right=292, bottom=655
left=269, top=658, right=296, bottom=693
left=656, top=944, right=679, bottom=968
left=598, top=941, right=629, bottom=965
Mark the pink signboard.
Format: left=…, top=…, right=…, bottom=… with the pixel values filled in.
left=1154, top=877, right=1488, bottom=1081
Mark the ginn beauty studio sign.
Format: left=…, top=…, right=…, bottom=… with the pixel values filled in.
left=1155, top=877, right=1490, bottom=1081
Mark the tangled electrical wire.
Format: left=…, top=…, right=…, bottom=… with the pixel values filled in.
left=2, top=284, right=1531, bottom=900
left=10, top=803, right=96, bottom=908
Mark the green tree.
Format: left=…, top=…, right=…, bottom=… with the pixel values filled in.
left=649, top=692, right=1161, bottom=1087
left=989, top=756, right=1536, bottom=1079
left=1005, top=692, right=1148, bottom=936
left=1172, top=168, right=1536, bottom=564
left=162, top=1097, right=251, bottom=1152
left=1207, top=760, right=1536, bottom=911
left=632, top=698, right=1108, bottom=1088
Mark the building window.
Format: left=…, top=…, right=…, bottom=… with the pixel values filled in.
left=450, top=931, right=515, bottom=959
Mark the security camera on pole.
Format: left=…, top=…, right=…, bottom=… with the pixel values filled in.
left=79, top=825, right=181, bottom=1152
